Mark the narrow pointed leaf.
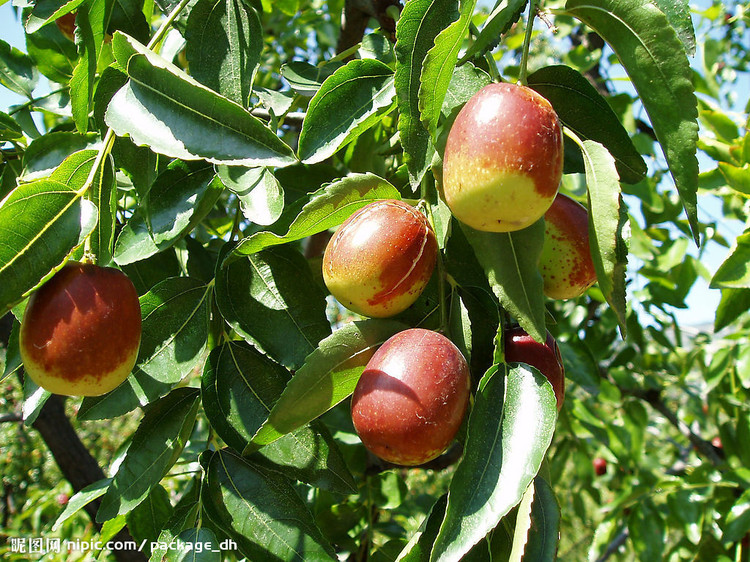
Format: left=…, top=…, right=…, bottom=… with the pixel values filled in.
left=201, top=341, right=356, bottom=494
left=457, top=0, right=527, bottom=64
left=185, top=0, right=262, bottom=105
left=215, top=245, right=331, bottom=370
left=53, top=478, right=112, bottom=531
left=520, top=477, right=561, bottom=561
left=459, top=221, right=546, bottom=342
left=203, top=449, right=336, bottom=561
left=225, top=172, right=400, bottom=264
left=299, top=58, right=396, bottom=164
left=578, top=138, right=628, bottom=334
left=0, top=179, right=97, bottom=315
left=710, top=232, right=750, bottom=289
left=105, top=32, right=296, bottom=167
left=0, top=38, right=39, bottom=97
left=395, top=0, right=458, bottom=186
left=419, top=0, right=476, bottom=138
left=564, top=0, right=699, bottom=242
left=652, top=0, right=695, bottom=55
left=24, top=13, right=78, bottom=84
left=79, top=277, right=211, bottom=419
left=24, top=0, right=86, bottom=33
left=114, top=160, right=224, bottom=265
left=245, top=319, right=405, bottom=452
left=97, top=388, right=201, bottom=522
left=528, top=65, right=646, bottom=184
left=430, top=364, right=557, bottom=562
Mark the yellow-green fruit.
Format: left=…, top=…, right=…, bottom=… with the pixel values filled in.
left=322, top=200, right=438, bottom=318
left=442, top=82, right=564, bottom=232
left=539, top=193, right=597, bottom=300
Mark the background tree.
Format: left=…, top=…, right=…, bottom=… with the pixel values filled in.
left=1, top=0, right=749, bottom=560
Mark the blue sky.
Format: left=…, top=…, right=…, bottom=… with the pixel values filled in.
left=0, top=1, right=746, bottom=328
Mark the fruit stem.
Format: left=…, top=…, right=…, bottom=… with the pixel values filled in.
left=518, top=0, right=539, bottom=85
left=148, top=0, right=194, bottom=50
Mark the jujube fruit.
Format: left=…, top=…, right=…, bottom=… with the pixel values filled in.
left=323, top=200, right=438, bottom=318
left=539, top=193, right=597, bottom=299
left=593, top=457, right=607, bottom=476
left=20, top=262, right=142, bottom=397
left=442, top=82, right=564, bottom=232
left=351, top=328, right=471, bottom=466
left=504, top=326, right=565, bottom=410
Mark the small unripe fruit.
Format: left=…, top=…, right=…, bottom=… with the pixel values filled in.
left=351, top=329, right=471, bottom=466
left=711, top=436, right=722, bottom=449
left=20, top=262, right=142, bottom=397
left=442, top=82, right=563, bottom=232
left=323, top=200, right=437, bottom=318
left=57, top=493, right=70, bottom=506
left=593, top=457, right=607, bottom=476
left=539, top=193, right=597, bottom=300
left=503, top=326, right=565, bottom=410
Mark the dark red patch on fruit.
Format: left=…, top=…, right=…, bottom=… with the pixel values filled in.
left=351, top=329, right=470, bottom=465
left=504, top=327, right=565, bottom=410
left=20, top=262, right=141, bottom=382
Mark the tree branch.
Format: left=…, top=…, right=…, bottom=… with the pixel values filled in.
left=31, top=395, right=146, bottom=562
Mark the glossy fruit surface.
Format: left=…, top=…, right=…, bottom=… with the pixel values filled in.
left=323, top=200, right=437, bottom=318
left=442, top=82, right=564, bottom=232
left=539, top=193, right=597, bottom=299
left=503, top=326, right=565, bottom=410
left=20, top=262, right=142, bottom=396
left=351, top=328, right=471, bottom=466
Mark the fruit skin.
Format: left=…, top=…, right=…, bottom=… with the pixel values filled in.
left=55, top=12, right=77, bottom=41
left=539, top=193, right=597, bottom=300
left=323, top=200, right=438, bottom=318
left=442, top=82, right=564, bottom=232
left=593, top=457, right=607, bottom=476
left=20, top=262, right=142, bottom=397
left=503, top=326, right=565, bottom=410
left=351, top=328, right=471, bottom=466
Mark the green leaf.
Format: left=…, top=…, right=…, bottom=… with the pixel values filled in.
left=245, top=319, right=405, bottom=452
left=430, top=364, right=557, bottom=562
left=50, top=150, right=117, bottom=265
left=106, top=32, right=296, bottom=167
left=0, top=112, right=23, bottom=141
left=395, top=0, right=458, bottom=186
left=281, top=60, right=343, bottom=97
left=22, top=131, right=99, bottom=182
left=97, top=387, right=200, bottom=522
left=724, top=486, right=750, bottom=543
left=0, top=38, right=39, bottom=98
left=628, top=499, right=665, bottom=560
left=457, top=0, right=527, bottom=64
left=651, top=0, right=695, bottom=56
left=298, top=58, right=396, bottom=164
left=225, top=172, right=400, bottom=264
left=201, top=341, right=356, bottom=494
left=202, top=449, right=336, bottom=561
left=185, top=0, right=262, bottom=105
left=127, top=485, right=173, bottom=554
left=715, top=288, right=750, bottom=332
left=0, top=179, right=97, bottom=315
left=515, top=477, right=560, bottom=561
left=440, top=62, right=492, bottom=121
left=578, top=138, right=628, bottom=335
left=710, top=232, right=750, bottom=289
left=397, top=495, right=448, bottom=562
left=418, top=0, right=476, bottom=138
left=52, top=478, right=112, bottom=531
left=79, top=277, right=210, bottom=419
left=217, top=166, right=284, bottom=225
left=718, top=163, right=750, bottom=196
left=564, top=0, right=700, bottom=242
left=215, top=245, right=331, bottom=370
left=459, top=221, right=546, bottom=343
left=24, top=9, right=78, bottom=84
left=109, top=0, right=151, bottom=44
left=114, top=160, right=224, bottom=265
left=69, top=0, right=110, bottom=133
left=527, top=65, right=647, bottom=184
left=25, top=0, right=86, bottom=33
left=164, top=528, right=222, bottom=562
